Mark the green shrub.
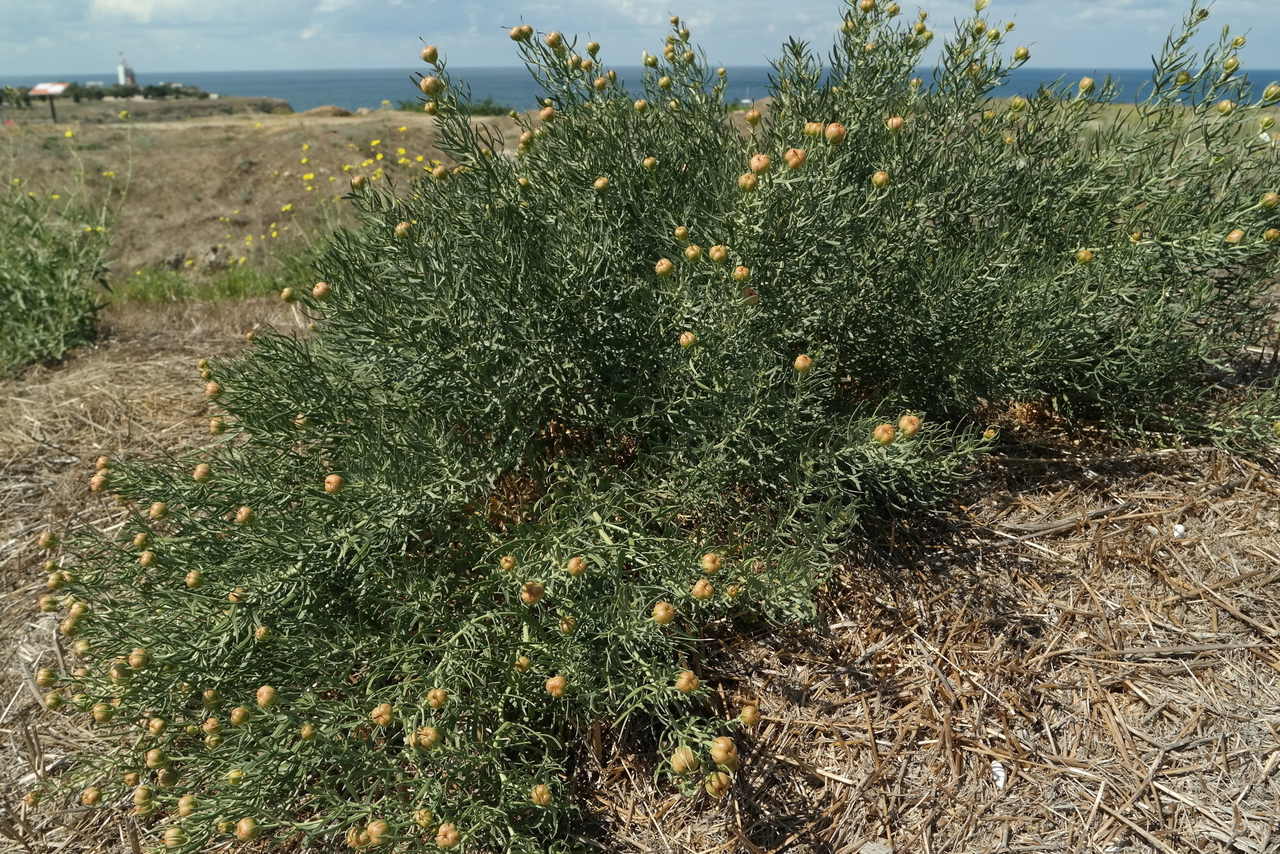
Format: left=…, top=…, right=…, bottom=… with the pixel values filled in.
left=0, top=191, right=107, bottom=377
left=32, top=0, right=1280, bottom=852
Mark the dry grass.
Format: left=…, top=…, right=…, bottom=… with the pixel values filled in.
left=3, top=312, right=1279, bottom=852
left=0, top=110, right=525, bottom=277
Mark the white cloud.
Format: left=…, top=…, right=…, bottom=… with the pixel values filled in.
left=89, top=0, right=201, bottom=23
left=301, top=24, right=320, bottom=39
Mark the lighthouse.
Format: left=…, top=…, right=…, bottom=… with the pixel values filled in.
left=117, top=53, right=137, bottom=87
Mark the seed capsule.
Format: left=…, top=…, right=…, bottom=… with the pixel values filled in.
left=824, top=122, right=847, bottom=144
left=235, top=818, right=259, bottom=842
left=566, top=556, right=587, bottom=576
left=738, top=173, right=759, bottom=191
left=678, top=331, right=697, bottom=349
left=898, top=414, right=922, bottom=437
left=420, top=45, right=439, bottom=64
left=427, top=687, right=448, bottom=709
left=370, top=703, right=394, bottom=727
left=871, top=170, right=890, bottom=188
left=704, top=771, right=732, bottom=798
left=670, top=745, right=700, bottom=774
left=652, top=601, right=676, bottom=624
left=655, top=258, right=675, bottom=277
left=872, top=423, right=896, bottom=444
left=749, top=153, right=771, bottom=173
left=519, top=581, right=545, bottom=605
left=545, top=675, right=568, bottom=697
left=691, top=578, right=714, bottom=599
left=793, top=354, right=813, bottom=373
left=324, top=474, right=345, bottom=493
left=675, top=669, right=700, bottom=693
left=732, top=265, right=750, bottom=283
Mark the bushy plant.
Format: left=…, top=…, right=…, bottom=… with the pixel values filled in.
left=30, top=0, right=1279, bottom=851
left=0, top=190, right=107, bottom=377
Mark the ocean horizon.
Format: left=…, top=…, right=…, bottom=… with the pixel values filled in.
left=4, top=66, right=1279, bottom=114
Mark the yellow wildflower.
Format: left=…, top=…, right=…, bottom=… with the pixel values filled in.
left=370, top=139, right=382, bottom=146
left=302, top=172, right=315, bottom=181
left=301, top=143, right=311, bottom=151
left=118, top=110, right=129, bottom=120
left=63, top=129, right=74, bottom=138
left=397, top=125, right=407, bottom=132
left=281, top=203, right=293, bottom=212
left=300, top=157, right=310, bottom=164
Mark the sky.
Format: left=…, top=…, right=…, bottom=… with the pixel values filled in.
left=1, top=0, right=1277, bottom=77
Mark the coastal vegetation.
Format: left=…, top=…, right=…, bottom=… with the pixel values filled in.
left=0, top=189, right=108, bottom=377
left=3, top=0, right=1279, bottom=852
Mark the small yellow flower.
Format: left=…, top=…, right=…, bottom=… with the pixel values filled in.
left=415, top=155, right=424, bottom=162
left=184, top=259, right=194, bottom=267
left=328, top=176, right=336, bottom=182
left=397, top=125, right=407, bottom=132
left=375, top=153, right=384, bottom=161
left=342, top=164, right=353, bottom=172
left=271, top=230, right=279, bottom=238
left=50, top=193, right=62, bottom=200
left=300, top=157, right=310, bottom=164
left=280, top=203, right=294, bottom=213
left=118, top=110, right=129, bottom=120
left=237, top=256, right=247, bottom=265
left=254, top=121, right=263, bottom=128
left=301, top=142, right=311, bottom=151
left=63, top=129, right=74, bottom=138
left=101, top=170, right=116, bottom=178
left=305, top=185, right=314, bottom=192
left=302, top=172, right=315, bottom=181
left=396, top=147, right=407, bottom=155
left=370, top=139, right=382, bottom=146
left=397, top=157, right=410, bottom=165
left=362, top=158, right=374, bottom=167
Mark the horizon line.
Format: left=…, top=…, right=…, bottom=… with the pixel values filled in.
left=6, top=63, right=1245, bottom=79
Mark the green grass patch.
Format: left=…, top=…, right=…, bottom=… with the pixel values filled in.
left=110, top=250, right=317, bottom=303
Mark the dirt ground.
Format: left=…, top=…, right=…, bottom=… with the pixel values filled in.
left=1, top=299, right=1278, bottom=853
left=0, top=109, right=524, bottom=277
left=0, top=95, right=291, bottom=126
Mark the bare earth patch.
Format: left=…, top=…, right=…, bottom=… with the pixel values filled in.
left=2, top=305, right=1278, bottom=853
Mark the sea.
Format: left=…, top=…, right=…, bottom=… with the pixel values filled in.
left=3, top=66, right=1279, bottom=114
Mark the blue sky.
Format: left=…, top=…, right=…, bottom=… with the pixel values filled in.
left=2, top=0, right=1277, bottom=76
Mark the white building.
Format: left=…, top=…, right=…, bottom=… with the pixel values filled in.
left=117, top=54, right=137, bottom=87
